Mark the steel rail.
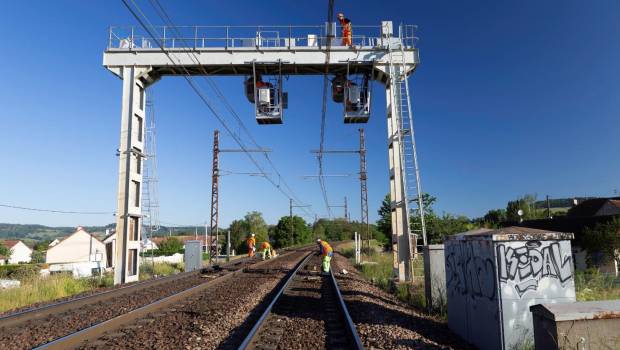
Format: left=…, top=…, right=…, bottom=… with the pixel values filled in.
left=237, top=252, right=314, bottom=350
left=32, top=250, right=304, bottom=350
left=330, top=267, right=364, bottom=349
left=0, top=268, right=201, bottom=328
left=237, top=253, right=364, bottom=350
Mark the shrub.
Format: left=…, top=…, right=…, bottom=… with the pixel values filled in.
left=157, top=237, right=184, bottom=255
left=0, top=264, right=41, bottom=280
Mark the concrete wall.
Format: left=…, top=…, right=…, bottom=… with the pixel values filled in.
left=423, top=244, right=446, bottom=312
left=46, top=230, right=106, bottom=264
left=531, top=301, right=620, bottom=350
left=445, top=239, right=502, bottom=350
left=497, top=240, right=576, bottom=348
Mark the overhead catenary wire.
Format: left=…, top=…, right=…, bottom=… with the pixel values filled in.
left=121, top=0, right=316, bottom=221
left=316, top=0, right=336, bottom=217
left=140, top=0, right=316, bottom=220
left=0, top=203, right=113, bottom=215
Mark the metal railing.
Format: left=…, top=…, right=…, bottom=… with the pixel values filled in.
left=107, top=24, right=418, bottom=50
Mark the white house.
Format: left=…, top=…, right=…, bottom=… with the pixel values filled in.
left=0, top=240, right=32, bottom=264
left=141, top=237, right=159, bottom=251
left=48, top=238, right=60, bottom=248
left=46, top=227, right=107, bottom=277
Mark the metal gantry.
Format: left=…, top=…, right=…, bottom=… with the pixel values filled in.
left=105, top=20, right=422, bottom=283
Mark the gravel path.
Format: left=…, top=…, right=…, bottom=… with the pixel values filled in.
left=332, top=252, right=472, bottom=349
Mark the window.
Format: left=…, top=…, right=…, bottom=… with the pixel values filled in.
left=138, top=85, right=145, bottom=111
left=127, top=249, right=137, bottom=276
left=132, top=152, right=141, bottom=175
left=134, top=115, right=143, bottom=142
left=129, top=216, right=139, bottom=241
left=133, top=180, right=140, bottom=207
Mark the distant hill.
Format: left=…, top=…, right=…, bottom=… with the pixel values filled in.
left=533, top=197, right=596, bottom=210
left=0, top=223, right=115, bottom=241
left=0, top=223, right=217, bottom=242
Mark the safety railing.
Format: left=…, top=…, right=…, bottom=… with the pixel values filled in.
left=107, top=24, right=418, bottom=50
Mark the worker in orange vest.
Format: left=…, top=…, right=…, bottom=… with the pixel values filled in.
left=260, top=241, right=273, bottom=260
left=316, top=239, right=333, bottom=273
left=246, top=233, right=256, bottom=257
left=337, top=12, right=352, bottom=47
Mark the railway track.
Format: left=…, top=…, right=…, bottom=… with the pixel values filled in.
left=0, top=255, right=260, bottom=350
left=20, top=249, right=310, bottom=350
left=239, top=253, right=363, bottom=350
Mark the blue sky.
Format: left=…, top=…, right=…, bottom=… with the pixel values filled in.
left=1, top=1, right=619, bottom=227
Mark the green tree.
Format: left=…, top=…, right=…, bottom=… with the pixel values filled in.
left=158, top=237, right=183, bottom=255
left=581, top=218, right=620, bottom=267
left=506, top=194, right=543, bottom=221
left=0, top=243, right=10, bottom=259
left=376, top=194, right=391, bottom=240
left=244, top=211, right=269, bottom=243
left=483, top=209, right=507, bottom=227
left=31, top=250, right=46, bottom=263
left=273, top=216, right=311, bottom=247
left=33, top=240, right=51, bottom=252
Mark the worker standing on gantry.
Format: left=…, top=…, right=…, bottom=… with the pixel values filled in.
left=246, top=233, right=256, bottom=257
left=337, top=12, right=352, bottom=47
left=260, top=241, right=273, bottom=260
left=316, top=239, right=333, bottom=274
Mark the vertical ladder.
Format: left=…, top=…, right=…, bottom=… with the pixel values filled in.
left=386, top=26, right=427, bottom=258
left=141, top=91, right=161, bottom=262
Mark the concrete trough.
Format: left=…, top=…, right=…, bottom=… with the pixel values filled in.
left=444, top=227, right=576, bottom=350
left=530, top=300, right=620, bottom=350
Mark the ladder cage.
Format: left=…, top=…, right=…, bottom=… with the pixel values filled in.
left=249, top=61, right=285, bottom=125
left=343, top=63, right=371, bottom=124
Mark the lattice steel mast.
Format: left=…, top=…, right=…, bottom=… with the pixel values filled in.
left=209, top=130, right=220, bottom=265
left=359, top=128, right=370, bottom=253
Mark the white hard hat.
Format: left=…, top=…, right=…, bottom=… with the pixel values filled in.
left=316, top=238, right=321, bottom=242
left=251, top=233, right=255, bottom=237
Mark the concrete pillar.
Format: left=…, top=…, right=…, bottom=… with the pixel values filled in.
left=423, top=244, right=446, bottom=312
left=444, top=227, right=575, bottom=350
left=114, top=67, right=148, bottom=285
left=385, top=82, right=412, bottom=282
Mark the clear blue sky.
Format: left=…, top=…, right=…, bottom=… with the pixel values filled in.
left=1, top=1, right=619, bottom=228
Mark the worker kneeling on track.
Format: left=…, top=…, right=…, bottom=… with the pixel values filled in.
left=316, top=239, right=333, bottom=274
left=247, top=233, right=256, bottom=257
left=260, top=241, right=273, bottom=260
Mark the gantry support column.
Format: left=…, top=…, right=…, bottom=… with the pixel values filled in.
left=385, top=82, right=413, bottom=282
left=114, top=66, right=150, bottom=285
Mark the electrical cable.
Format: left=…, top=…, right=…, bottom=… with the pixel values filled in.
left=122, top=0, right=316, bottom=221
left=0, top=203, right=113, bottom=215
left=147, top=0, right=315, bottom=219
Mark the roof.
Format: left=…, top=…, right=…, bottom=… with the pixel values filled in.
left=530, top=300, right=620, bottom=321
left=47, top=227, right=104, bottom=251
left=0, top=240, right=21, bottom=249
left=567, top=197, right=620, bottom=217
left=446, top=226, right=574, bottom=242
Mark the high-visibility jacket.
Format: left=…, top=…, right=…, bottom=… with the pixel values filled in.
left=339, top=18, right=352, bottom=36
left=247, top=237, right=256, bottom=247
left=319, top=241, right=333, bottom=257
left=260, top=242, right=271, bottom=250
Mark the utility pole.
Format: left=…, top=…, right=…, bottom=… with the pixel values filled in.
left=359, top=128, right=370, bottom=253
left=344, top=196, right=348, bottom=222
left=546, top=195, right=551, bottom=219
left=209, top=130, right=220, bottom=265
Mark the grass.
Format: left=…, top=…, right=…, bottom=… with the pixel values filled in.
left=339, top=240, right=433, bottom=316
left=0, top=273, right=113, bottom=313
left=139, top=262, right=184, bottom=280
left=575, top=269, right=620, bottom=301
